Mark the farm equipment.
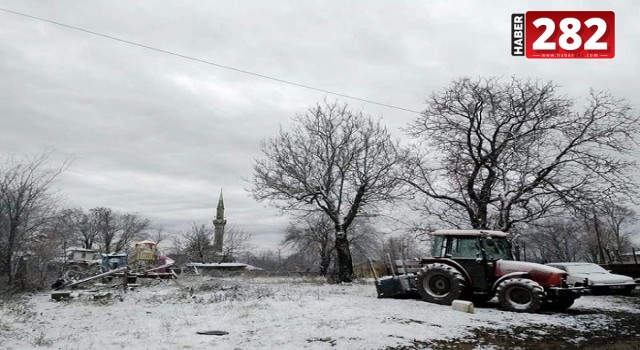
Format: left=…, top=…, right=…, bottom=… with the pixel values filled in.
left=54, top=240, right=175, bottom=290
left=130, top=240, right=175, bottom=277
left=61, top=248, right=103, bottom=280
left=101, top=253, right=129, bottom=272
left=373, top=230, right=584, bottom=313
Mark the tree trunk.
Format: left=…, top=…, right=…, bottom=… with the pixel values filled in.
left=319, top=254, right=331, bottom=276
left=1, top=253, right=12, bottom=286
left=334, top=232, right=353, bottom=282
left=4, top=225, right=18, bottom=287
left=592, top=213, right=606, bottom=264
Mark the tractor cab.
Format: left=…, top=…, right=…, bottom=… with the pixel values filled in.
left=101, top=253, right=128, bottom=272
left=428, top=230, right=513, bottom=293
left=430, top=230, right=513, bottom=260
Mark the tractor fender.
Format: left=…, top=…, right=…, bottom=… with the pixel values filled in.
left=419, top=258, right=473, bottom=286
left=492, top=272, right=530, bottom=292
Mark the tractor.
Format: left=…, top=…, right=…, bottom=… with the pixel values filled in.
left=373, top=230, right=584, bottom=313
left=101, top=253, right=129, bottom=272
left=61, top=248, right=102, bottom=280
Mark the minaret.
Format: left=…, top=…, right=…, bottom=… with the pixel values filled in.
left=212, top=190, right=226, bottom=255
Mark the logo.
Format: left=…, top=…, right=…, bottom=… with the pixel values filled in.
left=511, top=11, right=615, bottom=59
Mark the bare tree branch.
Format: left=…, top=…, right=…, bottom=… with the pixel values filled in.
left=404, top=77, right=640, bottom=231
left=251, top=100, right=407, bottom=282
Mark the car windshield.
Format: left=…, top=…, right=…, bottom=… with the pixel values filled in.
left=565, top=264, right=608, bottom=274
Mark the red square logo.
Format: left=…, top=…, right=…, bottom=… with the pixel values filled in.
left=513, top=11, right=615, bottom=59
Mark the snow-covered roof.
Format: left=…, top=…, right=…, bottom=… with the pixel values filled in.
left=65, top=247, right=99, bottom=253
left=186, top=262, right=262, bottom=270
left=430, top=229, right=510, bottom=237
left=187, top=263, right=248, bottom=267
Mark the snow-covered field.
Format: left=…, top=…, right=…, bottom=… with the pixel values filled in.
left=1, top=275, right=638, bottom=349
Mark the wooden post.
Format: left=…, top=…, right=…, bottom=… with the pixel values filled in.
left=633, top=248, right=638, bottom=265
left=123, top=269, right=128, bottom=293
left=368, top=258, right=379, bottom=282
left=387, top=253, right=396, bottom=277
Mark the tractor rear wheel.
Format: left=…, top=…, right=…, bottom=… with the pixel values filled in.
left=63, top=267, right=84, bottom=280
left=416, top=263, right=467, bottom=305
left=497, top=278, right=545, bottom=313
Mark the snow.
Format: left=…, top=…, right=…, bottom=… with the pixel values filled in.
left=0, top=275, right=638, bottom=349
left=186, top=262, right=253, bottom=268
left=186, top=262, right=262, bottom=270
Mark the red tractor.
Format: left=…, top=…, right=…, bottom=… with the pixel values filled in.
left=374, top=230, right=583, bottom=313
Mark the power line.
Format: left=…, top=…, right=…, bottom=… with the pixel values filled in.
left=0, top=7, right=422, bottom=115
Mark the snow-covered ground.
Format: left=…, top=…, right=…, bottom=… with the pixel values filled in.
left=0, top=275, right=638, bottom=349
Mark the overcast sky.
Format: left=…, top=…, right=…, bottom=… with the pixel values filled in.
left=0, top=1, right=638, bottom=250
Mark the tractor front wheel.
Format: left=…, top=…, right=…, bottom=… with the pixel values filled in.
left=63, top=267, right=84, bottom=280
left=496, top=278, right=545, bottom=313
left=416, top=263, right=467, bottom=305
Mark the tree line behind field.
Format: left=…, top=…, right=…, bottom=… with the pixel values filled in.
left=2, top=76, right=639, bottom=292
left=250, top=76, right=640, bottom=282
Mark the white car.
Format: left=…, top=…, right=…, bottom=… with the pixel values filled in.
left=546, top=262, right=637, bottom=295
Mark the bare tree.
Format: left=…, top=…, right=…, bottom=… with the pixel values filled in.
left=0, top=152, right=68, bottom=289
left=598, top=202, right=636, bottom=263
left=58, top=208, right=99, bottom=249
left=404, top=77, right=640, bottom=232
left=245, top=249, right=280, bottom=271
left=520, top=218, right=586, bottom=263
left=23, top=214, right=72, bottom=289
left=47, top=209, right=81, bottom=273
left=283, top=213, right=383, bottom=275
left=282, top=214, right=336, bottom=275
left=146, top=226, right=168, bottom=246
left=576, top=199, right=636, bottom=264
left=377, top=231, right=429, bottom=263
left=221, top=224, right=253, bottom=262
left=251, top=101, right=406, bottom=282
left=93, top=208, right=117, bottom=253
left=346, top=219, right=384, bottom=265
left=113, top=212, right=150, bottom=253
left=93, top=207, right=150, bottom=254
left=182, top=223, right=215, bottom=263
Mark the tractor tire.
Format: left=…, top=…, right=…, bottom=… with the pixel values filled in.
left=496, top=278, right=545, bottom=313
left=542, top=297, right=575, bottom=312
left=63, top=267, right=83, bottom=280
left=416, top=263, right=467, bottom=305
